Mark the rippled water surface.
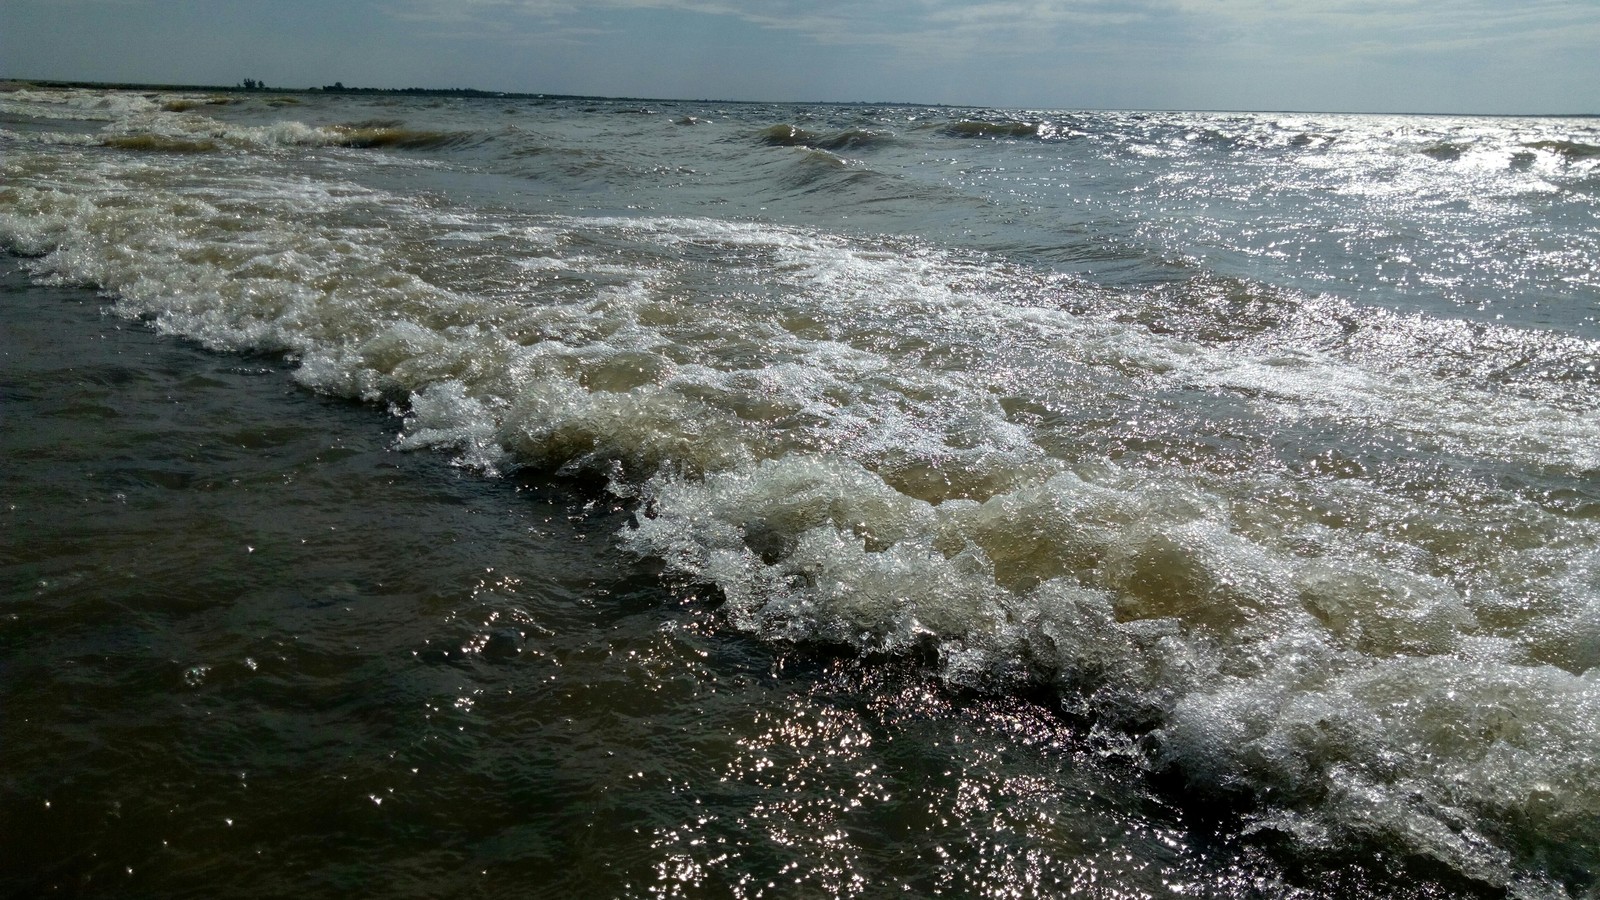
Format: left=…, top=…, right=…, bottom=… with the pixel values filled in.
left=3, top=86, right=1598, bottom=898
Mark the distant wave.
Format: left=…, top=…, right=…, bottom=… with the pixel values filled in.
left=1420, top=141, right=1470, bottom=161
left=758, top=124, right=899, bottom=152
left=89, top=111, right=488, bottom=154
left=161, top=97, right=237, bottom=112
left=325, top=121, right=480, bottom=151
left=939, top=119, right=1042, bottom=139
left=1524, top=139, right=1600, bottom=160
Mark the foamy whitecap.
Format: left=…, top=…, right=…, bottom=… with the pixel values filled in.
left=0, top=87, right=163, bottom=121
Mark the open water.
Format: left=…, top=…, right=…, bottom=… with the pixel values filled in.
left=2, top=85, right=1599, bottom=898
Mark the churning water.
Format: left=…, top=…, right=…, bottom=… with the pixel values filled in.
left=2, top=85, right=1598, bottom=898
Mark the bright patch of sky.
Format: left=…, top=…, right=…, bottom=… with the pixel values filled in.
left=3, top=0, right=1596, bottom=112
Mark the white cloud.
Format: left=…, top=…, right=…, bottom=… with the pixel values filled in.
left=387, top=0, right=1176, bottom=57
left=386, top=0, right=1600, bottom=60
left=370, top=0, right=1599, bottom=108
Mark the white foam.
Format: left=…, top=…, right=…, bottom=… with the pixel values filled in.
left=0, top=87, right=162, bottom=121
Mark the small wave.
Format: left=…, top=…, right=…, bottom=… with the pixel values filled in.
left=819, top=129, right=896, bottom=152
left=161, top=97, right=236, bottom=113
left=6, top=91, right=488, bottom=155
left=940, top=120, right=1040, bottom=139
left=770, top=150, right=943, bottom=210
left=759, top=124, right=819, bottom=146
left=783, top=149, right=874, bottom=193
left=325, top=123, right=476, bottom=151
left=759, top=124, right=898, bottom=152
left=1524, top=139, right=1600, bottom=161
left=0, top=87, right=161, bottom=122
left=102, top=134, right=220, bottom=153
left=344, top=118, right=406, bottom=130
left=86, top=118, right=477, bottom=154
left=1420, top=141, right=1471, bottom=161
left=1287, top=132, right=1336, bottom=150
left=761, top=123, right=902, bottom=151
left=1179, top=127, right=1244, bottom=151
left=0, top=129, right=103, bottom=148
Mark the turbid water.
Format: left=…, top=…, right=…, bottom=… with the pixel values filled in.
left=2, top=86, right=1598, bottom=898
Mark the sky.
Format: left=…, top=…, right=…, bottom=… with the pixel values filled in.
left=3, top=0, right=1597, bottom=113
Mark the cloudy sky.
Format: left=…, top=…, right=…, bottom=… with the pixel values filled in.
left=3, top=0, right=1596, bottom=113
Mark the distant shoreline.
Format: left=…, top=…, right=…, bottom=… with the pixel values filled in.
left=3, top=78, right=1595, bottom=118
left=0, top=78, right=936, bottom=110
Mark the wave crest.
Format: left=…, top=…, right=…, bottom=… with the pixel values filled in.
left=940, top=120, right=1042, bottom=139
left=759, top=123, right=898, bottom=151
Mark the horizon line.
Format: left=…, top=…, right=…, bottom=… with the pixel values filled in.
left=5, top=77, right=1597, bottom=120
